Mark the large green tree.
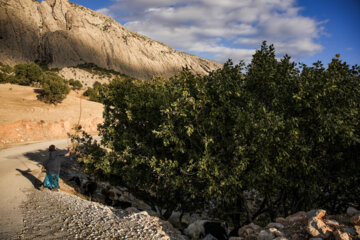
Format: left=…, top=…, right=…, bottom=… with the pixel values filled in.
left=75, top=42, right=360, bottom=225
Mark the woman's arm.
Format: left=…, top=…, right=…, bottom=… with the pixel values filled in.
left=65, top=146, right=73, bottom=157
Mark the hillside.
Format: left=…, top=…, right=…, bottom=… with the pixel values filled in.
left=0, top=0, right=222, bottom=80
left=0, top=83, right=103, bottom=148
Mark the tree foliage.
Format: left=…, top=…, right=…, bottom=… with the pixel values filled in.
left=0, top=62, right=71, bottom=104
left=83, top=81, right=109, bottom=103
left=68, top=79, right=83, bottom=90
left=0, top=72, right=6, bottom=83
left=74, top=42, right=360, bottom=224
left=14, top=63, right=43, bottom=85
left=39, top=72, right=70, bottom=104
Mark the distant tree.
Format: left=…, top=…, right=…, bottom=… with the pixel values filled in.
left=14, top=63, right=43, bottom=85
left=39, top=72, right=70, bottom=104
left=0, top=72, right=6, bottom=83
left=83, top=81, right=108, bottom=103
left=0, top=62, right=13, bottom=74
left=68, top=79, right=83, bottom=90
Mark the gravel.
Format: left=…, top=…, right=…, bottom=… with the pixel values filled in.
left=19, top=188, right=186, bottom=240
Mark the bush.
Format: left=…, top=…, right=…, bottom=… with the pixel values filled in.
left=77, top=63, right=121, bottom=78
left=14, top=63, right=43, bottom=85
left=83, top=81, right=108, bottom=103
left=4, top=75, right=16, bottom=84
left=0, top=62, right=13, bottom=74
left=0, top=72, right=6, bottom=83
left=39, top=72, right=70, bottom=104
left=68, top=79, right=83, bottom=90
left=0, top=62, right=14, bottom=83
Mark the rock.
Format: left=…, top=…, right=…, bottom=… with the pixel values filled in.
left=331, top=215, right=351, bottom=225
left=258, top=230, right=274, bottom=240
left=307, top=217, right=333, bottom=238
left=306, top=209, right=326, bottom=220
left=229, top=237, right=242, bottom=240
left=354, top=225, right=360, bottom=238
left=309, top=238, right=323, bottom=240
left=273, top=238, right=288, bottom=240
left=83, top=180, right=97, bottom=199
left=266, top=223, right=285, bottom=230
left=184, top=220, right=228, bottom=240
left=325, top=219, right=339, bottom=226
left=275, top=217, right=286, bottom=223
left=203, top=234, right=218, bottom=240
left=342, top=227, right=356, bottom=235
left=285, top=211, right=307, bottom=222
left=268, top=227, right=284, bottom=237
left=238, top=223, right=262, bottom=237
left=291, top=233, right=301, bottom=240
left=350, top=213, right=360, bottom=225
left=346, top=207, right=359, bottom=217
left=333, top=229, right=351, bottom=240
left=248, top=223, right=262, bottom=232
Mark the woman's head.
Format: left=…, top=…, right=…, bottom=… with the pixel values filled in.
left=49, top=145, right=56, bottom=151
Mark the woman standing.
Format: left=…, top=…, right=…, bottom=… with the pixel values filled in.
left=43, top=145, right=72, bottom=191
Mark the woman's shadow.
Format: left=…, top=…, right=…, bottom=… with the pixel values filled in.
left=16, top=168, right=43, bottom=190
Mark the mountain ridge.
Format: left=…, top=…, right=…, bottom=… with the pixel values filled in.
left=0, top=0, right=222, bottom=80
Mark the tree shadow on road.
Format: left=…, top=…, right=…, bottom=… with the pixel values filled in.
left=23, top=149, right=50, bottom=165
left=16, top=168, right=43, bottom=190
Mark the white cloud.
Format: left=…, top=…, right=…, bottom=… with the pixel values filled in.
left=96, top=0, right=324, bottom=64
left=97, top=8, right=113, bottom=17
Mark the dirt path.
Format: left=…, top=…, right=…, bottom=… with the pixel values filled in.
left=0, top=139, right=71, bottom=239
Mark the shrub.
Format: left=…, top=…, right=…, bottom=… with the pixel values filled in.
left=68, top=79, right=83, bottom=90
left=76, top=63, right=120, bottom=77
left=14, top=63, right=43, bottom=85
left=0, top=62, right=14, bottom=84
left=0, top=62, right=13, bottom=74
left=0, top=72, right=6, bottom=83
left=4, top=75, right=16, bottom=84
left=83, top=81, right=108, bottom=103
left=39, top=72, right=70, bottom=104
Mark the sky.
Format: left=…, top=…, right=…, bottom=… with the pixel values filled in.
left=70, top=0, right=360, bottom=67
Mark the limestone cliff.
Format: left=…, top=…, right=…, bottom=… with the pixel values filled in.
left=0, top=0, right=221, bottom=80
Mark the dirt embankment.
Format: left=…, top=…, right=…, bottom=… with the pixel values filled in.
left=0, top=84, right=103, bottom=148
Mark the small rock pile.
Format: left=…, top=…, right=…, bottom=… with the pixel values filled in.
left=229, top=207, right=360, bottom=240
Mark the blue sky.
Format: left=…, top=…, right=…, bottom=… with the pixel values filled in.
left=71, top=0, right=360, bottom=67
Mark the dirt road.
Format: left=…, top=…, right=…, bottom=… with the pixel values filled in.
left=0, top=138, right=185, bottom=240
left=0, top=139, right=72, bottom=239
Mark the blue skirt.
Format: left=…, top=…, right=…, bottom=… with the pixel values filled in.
left=44, top=174, right=60, bottom=189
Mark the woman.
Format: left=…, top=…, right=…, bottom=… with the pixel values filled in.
left=43, top=145, right=72, bottom=191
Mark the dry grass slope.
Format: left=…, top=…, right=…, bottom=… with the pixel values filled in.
left=0, top=83, right=103, bottom=148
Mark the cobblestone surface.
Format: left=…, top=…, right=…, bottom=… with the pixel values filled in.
left=19, top=188, right=186, bottom=240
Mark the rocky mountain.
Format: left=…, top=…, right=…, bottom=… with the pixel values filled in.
left=0, top=0, right=221, bottom=80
